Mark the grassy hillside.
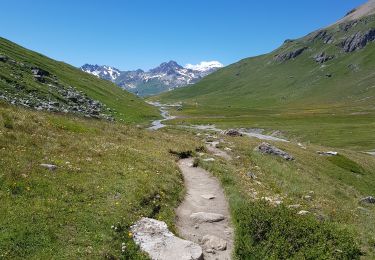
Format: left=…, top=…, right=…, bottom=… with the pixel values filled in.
left=0, top=102, right=200, bottom=259
left=0, top=37, right=159, bottom=124
left=154, top=14, right=375, bottom=150
left=158, top=15, right=375, bottom=111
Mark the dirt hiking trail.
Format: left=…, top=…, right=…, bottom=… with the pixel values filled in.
left=176, top=158, right=234, bottom=260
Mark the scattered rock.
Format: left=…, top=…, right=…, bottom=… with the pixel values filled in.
left=274, top=47, right=308, bottom=62
left=348, top=63, right=360, bottom=72
left=359, top=196, right=375, bottom=204
left=317, top=151, right=338, bottom=156
left=40, top=163, right=57, bottom=171
left=130, top=218, right=203, bottom=260
left=190, top=212, right=225, bottom=223
left=340, top=29, right=375, bottom=52
left=201, top=194, right=216, bottom=200
left=297, top=210, right=310, bottom=216
left=202, top=235, right=227, bottom=252
left=247, top=172, right=257, bottom=179
left=257, top=142, right=294, bottom=161
left=303, top=195, right=313, bottom=201
left=223, top=129, right=243, bottom=137
left=288, top=204, right=301, bottom=209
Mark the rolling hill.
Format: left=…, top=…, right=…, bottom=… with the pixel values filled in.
left=0, top=37, right=159, bottom=123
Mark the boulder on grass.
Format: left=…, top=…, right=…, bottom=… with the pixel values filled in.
left=257, top=142, right=294, bottom=161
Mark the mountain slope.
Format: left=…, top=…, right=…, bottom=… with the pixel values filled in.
left=81, top=60, right=223, bottom=97
left=0, top=37, right=159, bottom=123
left=157, top=2, right=375, bottom=114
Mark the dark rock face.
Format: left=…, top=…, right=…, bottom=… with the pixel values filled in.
left=0, top=55, right=8, bottom=62
left=340, top=29, right=375, bottom=52
left=309, top=30, right=334, bottom=44
left=339, top=20, right=358, bottom=32
left=31, top=67, right=50, bottom=82
left=149, top=60, right=183, bottom=75
left=223, top=129, right=243, bottom=137
left=359, top=196, right=375, bottom=204
left=274, top=47, right=308, bottom=62
left=257, top=142, right=294, bottom=161
left=313, top=52, right=334, bottom=63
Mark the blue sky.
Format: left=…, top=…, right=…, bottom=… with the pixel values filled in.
left=0, top=0, right=365, bottom=70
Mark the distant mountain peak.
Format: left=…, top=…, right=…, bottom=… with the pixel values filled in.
left=81, top=64, right=121, bottom=81
left=80, top=60, right=223, bottom=96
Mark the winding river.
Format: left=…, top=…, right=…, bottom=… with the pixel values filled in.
left=147, top=102, right=289, bottom=142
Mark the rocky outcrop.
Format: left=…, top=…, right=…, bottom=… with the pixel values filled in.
left=274, top=47, right=308, bottom=62
left=313, top=52, right=335, bottom=63
left=339, top=20, right=359, bottom=32
left=340, top=29, right=375, bottom=52
left=130, top=218, right=203, bottom=260
left=309, top=30, right=334, bottom=44
left=257, top=142, right=294, bottom=161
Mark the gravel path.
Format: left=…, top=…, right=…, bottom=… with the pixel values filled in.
left=176, top=158, right=233, bottom=260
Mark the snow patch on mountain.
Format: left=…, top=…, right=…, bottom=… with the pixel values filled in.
left=81, top=64, right=121, bottom=81
left=185, top=61, right=224, bottom=72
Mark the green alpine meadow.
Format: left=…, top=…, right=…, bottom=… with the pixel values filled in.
left=1, top=1, right=375, bottom=259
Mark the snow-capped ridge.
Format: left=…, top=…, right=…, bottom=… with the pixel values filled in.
left=185, top=61, right=224, bottom=72
left=80, top=60, right=222, bottom=96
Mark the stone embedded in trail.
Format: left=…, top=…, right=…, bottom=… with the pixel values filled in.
left=201, top=194, right=216, bottom=200
left=359, top=196, right=375, bottom=204
left=190, top=212, right=225, bottom=223
left=40, top=163, right=58, bottom=171
left=202, top=235, right=227, bottom=252
left=257, top=142, right=294, bottom=161
left=130, top=218, right=203, bottom=260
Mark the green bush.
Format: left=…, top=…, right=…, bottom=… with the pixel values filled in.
left=1, top=112, right=13, bottom=129
left=327, top=155, right=365, bottom=174
left=233, top=201, right=362, bottom=259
